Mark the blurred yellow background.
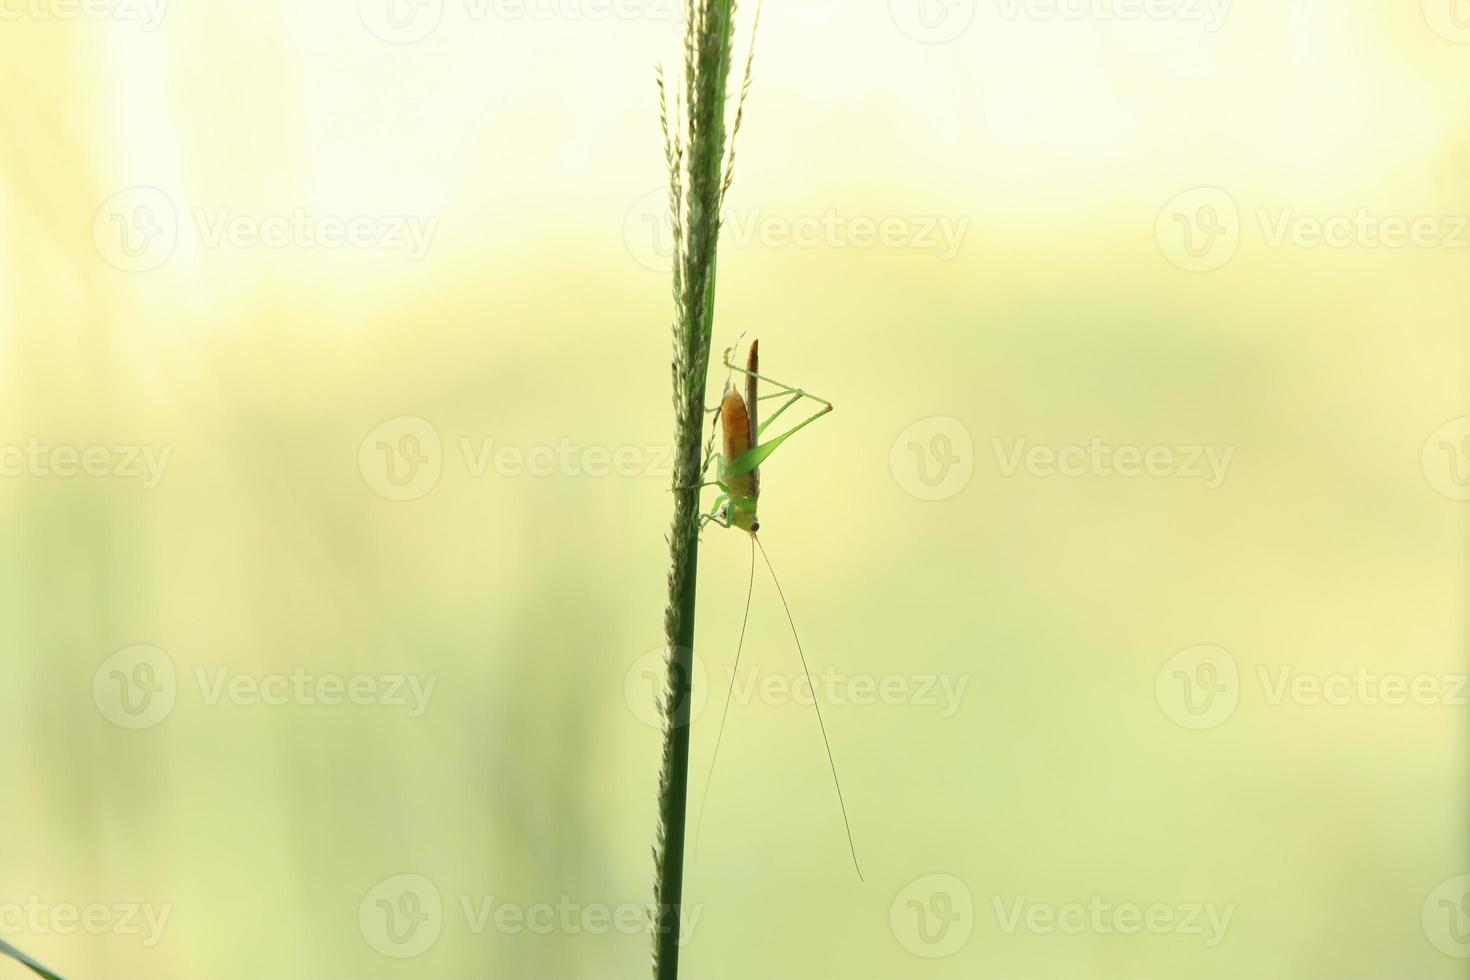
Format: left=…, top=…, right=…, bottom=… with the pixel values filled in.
left=1, top=1, right=1467, bottom=977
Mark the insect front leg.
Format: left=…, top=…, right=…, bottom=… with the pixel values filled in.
left=700, top=492, right=733, bottom=531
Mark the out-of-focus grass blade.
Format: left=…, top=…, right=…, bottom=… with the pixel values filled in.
left=0, top=939, right=67, bottom=980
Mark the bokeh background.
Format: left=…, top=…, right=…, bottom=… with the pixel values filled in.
left=2, top=0, right=1467, bottom=977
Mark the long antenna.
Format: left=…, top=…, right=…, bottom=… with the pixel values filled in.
left=756, top=536, right=864, bottom=882
left=692, top=533, right=757, bottom=864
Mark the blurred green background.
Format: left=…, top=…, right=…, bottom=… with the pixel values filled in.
left=2, top=1, right=1467, bottom=977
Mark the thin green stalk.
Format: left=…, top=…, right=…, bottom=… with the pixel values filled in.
left=652, top=1, right=744, bottom=977
left=0, top=938, right=67, bottom=980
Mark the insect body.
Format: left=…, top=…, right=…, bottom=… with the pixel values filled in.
left=714, top=357, right=759, bottom=532
left=688, top=340, right=861, bottom=881
left=700, top=339, right=832, bottom=536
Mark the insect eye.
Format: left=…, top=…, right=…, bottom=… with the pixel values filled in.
left=751, top=521, right=760, bottom=532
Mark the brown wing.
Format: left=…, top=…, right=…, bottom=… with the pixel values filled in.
left=720, top=388, right=757, bottom=501
left=745, top=339, right=760, bottom=498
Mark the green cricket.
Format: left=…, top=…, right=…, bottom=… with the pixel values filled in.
left=683, top=338, right=862, bottom=881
